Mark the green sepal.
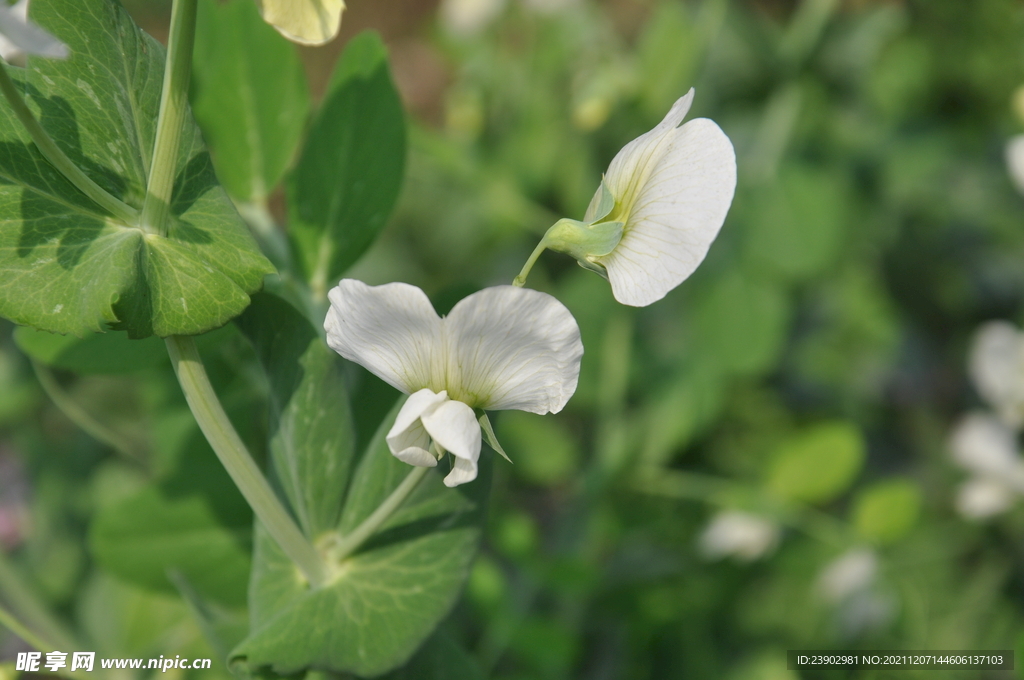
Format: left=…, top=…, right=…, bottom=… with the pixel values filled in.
left=478, top=411, right=512, bottom=464
left=584, top=178, right=616, bottom=223
left=543, top=218, right=623, bottom=262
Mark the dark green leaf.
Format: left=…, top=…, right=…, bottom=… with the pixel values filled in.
left=0, top=0, right=273, bottom=338
left=287, top=32, right=405, bottom=295
left=232, top=401, right=490, bottom=678
left=235, top=292, right=354, bottom=538
left=192, top=0, right=310, bottom=203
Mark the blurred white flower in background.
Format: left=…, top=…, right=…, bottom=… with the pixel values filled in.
left=1007, top=135, right=1024, bottom=196
left=948, top=321, right=1024, bottom=520
left=439, top=0, right=506, bottom=37
left=699, top=510, right=779, bottom=562
left=0, top=0, right=68, bottom=62
left=325, top=279, right=583, bottom=487
left=521, top=0, right=580, bottom=15
left=949, top=413, right=1024, bottom=519
left=816, top=548, right=877, bottom=604
left=254, top=0, right=345, bottom=45
left=968, top=321, right=1024, bottom=427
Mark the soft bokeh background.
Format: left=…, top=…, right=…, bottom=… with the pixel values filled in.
left=6, top=0, right=1024, bottom=678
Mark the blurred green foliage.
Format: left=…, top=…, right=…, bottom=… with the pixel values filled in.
left=5, top=0, right=1024, bottom=678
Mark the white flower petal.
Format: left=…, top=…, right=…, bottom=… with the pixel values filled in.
left=325, top=280, right=443, bottom=395
left=597, top=117, right=736, bottom=306
left=253, top=0, right=344, bottom=45
left=443, top=455, right=478, bottom=488
left=968, top=320, right=1024, bottom=426
left=421, top=399, right=480, bottom=464
left=586, top=90, right=695, bottom=224
left=0, top=0, right=67, bottom=60
left=386, top=389, right=448, bottom=467
left=445, top=286, right=583, bottom=414
left=956, top=477, right=1016, bottom=519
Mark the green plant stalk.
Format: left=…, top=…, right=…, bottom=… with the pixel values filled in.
left=0, top=605, right=95, bottom=680
left=0, top=61, right=137, bottom=224
left=0, top=552, right=78, bottom=651
left=165, top=335, right=328, bottom=588
left=31, top=361, right=143, bottom=466
left=140, top=0, right=197, bottom=236
left=512, top=239, right=548, bottom=287
left=326, top=464, right=432, bottom=568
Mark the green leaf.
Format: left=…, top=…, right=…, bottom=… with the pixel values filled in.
left=377, top=627, right=485, bottom=680
left=192, top=0, right=310, bottom=203
left=767, top=421, right=865, bottom=504
left=0, top=0, right=273, bottom=338
left=235, top=292, right=355, bottom=538
left=287, top=31, right=405, bottom=294
left=852, top=478, right=922, bottom=545
left=89, top=430, right=253, bottom=608
left=14, top=325, right=167, bottom=373
left=231, top=401, right=490, bottom=678
left=742, top=164, right=849, bottom=283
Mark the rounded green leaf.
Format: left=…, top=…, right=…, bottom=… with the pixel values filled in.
left=767, top=421, right=865, bottom=504
left=852, top=478, right=922, bottom=545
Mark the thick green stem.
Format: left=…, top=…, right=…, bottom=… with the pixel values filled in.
left=140, top=0, right=197, bottom=236
left=31, top=361, right=144, bottom=467
left=165, top=335, right=328, bottom=588
left=324, top=465, right=431, bottom=568
left=512, top=239, right=548, bottom=287
left=0, top=61, right=137, bottom=223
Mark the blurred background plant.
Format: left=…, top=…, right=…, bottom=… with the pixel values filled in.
left=5, top=0, right=1024, bottom=678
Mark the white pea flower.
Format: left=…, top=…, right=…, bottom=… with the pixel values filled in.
left=0, top=0, right=68, bottom=61
left=948, top=413, right=1024, bottom=519
left=816, top=548, right=877, bottom=604
left=324, top=279, right=583, bottom=487
left=968, top=321, right=1024, bottom=427
left=698, top=511, right=779, bottom=562
left=538, top=89, right=736, bottom=306
left=254, top=0, right=345, bottom=46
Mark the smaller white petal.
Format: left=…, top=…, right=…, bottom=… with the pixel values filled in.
left=443, top=455, right=477, bottom=488
left=0, top=0, right=68, bottom=59
left=956, top=477, right=1016, bottom=519
left=1007, top=135, right=1024, bottom=196
left=386, top=389, right=448, bottom=467
left=968, top=320, right=1024, bottom=426
left=421, top=399, right=481, bottom=465
left=326, top=279, right=443, bottom=395
left=445, top=286, right=583, bottom=414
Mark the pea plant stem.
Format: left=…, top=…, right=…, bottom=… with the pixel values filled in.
left=325, top=465, right=432, bottom=567
left=140, top=0, right=197, bottom=236
left=512, top=239, right=548, bottom=287
left=0, top=61, right=137, bottom=224
left=165, top=335, right=328, bottom=588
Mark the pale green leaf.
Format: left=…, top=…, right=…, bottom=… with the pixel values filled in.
left=192, top=0, right=310, bottom=203
left=767, top=421, right=865, bottom=504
